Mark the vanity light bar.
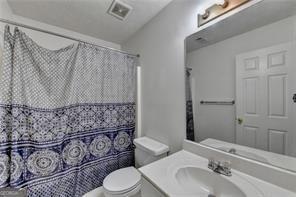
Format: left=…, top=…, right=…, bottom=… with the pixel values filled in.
left=198, top=0, right=250, bottom=27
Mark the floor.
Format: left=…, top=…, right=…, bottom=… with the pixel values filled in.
left=83, top=187, right=105, bottom=197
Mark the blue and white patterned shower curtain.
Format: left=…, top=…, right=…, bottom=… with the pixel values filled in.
left=186, top=69, right=195, bottom=141
left=0, top=26, right=137, bottom=196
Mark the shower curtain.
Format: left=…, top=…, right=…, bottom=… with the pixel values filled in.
left=0, top=26, right=137, bottom=196
left=185, top=69, right=195, bottom=141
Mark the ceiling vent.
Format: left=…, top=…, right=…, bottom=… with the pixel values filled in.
left=108, top=0, right=133, bottom=20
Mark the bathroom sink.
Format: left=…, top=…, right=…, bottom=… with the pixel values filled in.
left=175, top=166, right=262, bottom=197
left=141, top=151, right=294, bottom=197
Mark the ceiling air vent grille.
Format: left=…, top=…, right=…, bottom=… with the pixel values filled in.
left=108, top=0, right=133, bottom=20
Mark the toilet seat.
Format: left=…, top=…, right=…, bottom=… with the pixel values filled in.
left=104, top=183, right=141, bottom=197
left=103, top=167, right=141, bottom=196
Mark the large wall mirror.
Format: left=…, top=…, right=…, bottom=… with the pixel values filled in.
left=185, top=0, right=296, bottom=172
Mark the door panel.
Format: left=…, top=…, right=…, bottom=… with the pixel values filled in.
left=242, top=125, right=258, bottom=148
left=267, top=51, right=286, bottom=68
left=268, top=74, right=287, bottom=117
left=268, top=129, right=286, bottom=154
left=244, top=77, right=258, bottom=115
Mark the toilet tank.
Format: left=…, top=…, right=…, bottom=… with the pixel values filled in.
left=133, top=137, right=169, bottom=167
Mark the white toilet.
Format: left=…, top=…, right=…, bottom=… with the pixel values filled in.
left=103, top=136, right=169, bottom=197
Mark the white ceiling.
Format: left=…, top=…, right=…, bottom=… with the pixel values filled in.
left=7, top=0, right=173, bottom=44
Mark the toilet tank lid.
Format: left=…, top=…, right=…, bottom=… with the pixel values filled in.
left=133, top=137, right=169, bottom=156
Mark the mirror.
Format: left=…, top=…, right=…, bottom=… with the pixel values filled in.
left=185, top=0, right=296, bottom=172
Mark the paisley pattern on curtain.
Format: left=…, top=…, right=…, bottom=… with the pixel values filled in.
left=0, top=26, right=137, bottom=196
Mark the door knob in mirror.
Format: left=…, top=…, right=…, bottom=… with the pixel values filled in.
left=236, top=118, right=243, bottom=125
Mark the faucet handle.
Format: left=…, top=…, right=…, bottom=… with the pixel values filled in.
left=208, top=158, right=216, bottom=165
left=222, top=161, right=231, bottom=168
left=208, top=158, right=219, bottom=169
left=208, top=158, right=214, bottom=168
left=221, top=161, right=232, bottom=176
left=208, top=157, right=214, bottom=163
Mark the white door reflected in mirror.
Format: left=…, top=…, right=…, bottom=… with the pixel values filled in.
left=236, top=43, right=296, bottom=156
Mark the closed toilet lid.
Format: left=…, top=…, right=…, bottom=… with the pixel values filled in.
left=103, top=167, right=141, bottom=194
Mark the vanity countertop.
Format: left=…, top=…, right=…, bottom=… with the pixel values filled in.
left=139, top=150, right=296, bottom=197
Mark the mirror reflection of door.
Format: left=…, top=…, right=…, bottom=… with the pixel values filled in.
left=236, top=43, right=296, bottom=157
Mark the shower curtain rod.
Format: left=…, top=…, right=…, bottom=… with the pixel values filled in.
left=0, top=18, right=140, bottom=57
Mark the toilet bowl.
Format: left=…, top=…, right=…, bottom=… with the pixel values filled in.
left=103, top=137, right=169, bottom=197
left=103, top=167, right=141, bottom=197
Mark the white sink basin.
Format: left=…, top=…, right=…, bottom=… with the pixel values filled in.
left=175, top=166, right=262, bottom=197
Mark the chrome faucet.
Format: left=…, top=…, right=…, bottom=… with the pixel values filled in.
left=208, top=158, right=232, bottom=176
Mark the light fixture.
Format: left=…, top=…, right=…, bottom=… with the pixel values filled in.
left=198, top=0, right=250, bottom=27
